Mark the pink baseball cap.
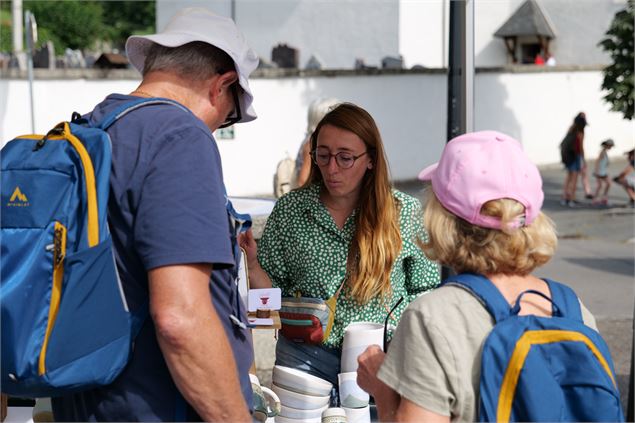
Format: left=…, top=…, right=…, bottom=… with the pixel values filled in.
left=418, top=131, right=544, bottom=229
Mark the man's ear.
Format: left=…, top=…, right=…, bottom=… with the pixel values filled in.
left=209, top=71, right=238, bottom=104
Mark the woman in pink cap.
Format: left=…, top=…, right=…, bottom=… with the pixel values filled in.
left=356, top=131, right=620, bottom=422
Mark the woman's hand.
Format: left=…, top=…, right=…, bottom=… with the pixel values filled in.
left=357, top=345, right=405, bottom=422
left=357, top=345, right=387, bottom=397
left=238, top=229, right=258, bottom=268
left=237, top=229, right=273, bottom=289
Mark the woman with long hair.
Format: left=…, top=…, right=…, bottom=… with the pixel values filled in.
left=561, top=112, right=588, bottom=207
left=240, top=103, right=439, bottom=385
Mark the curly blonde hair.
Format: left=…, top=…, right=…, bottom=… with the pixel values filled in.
left=421, top=190, right=557, bottom=275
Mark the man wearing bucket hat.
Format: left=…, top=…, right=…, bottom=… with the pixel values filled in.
left=52, top=8, right=258, bottom=422
left=356, top=131, right=608, bottom=422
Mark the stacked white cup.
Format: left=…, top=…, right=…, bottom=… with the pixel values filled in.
left=338, top=322, right=382, bottom=423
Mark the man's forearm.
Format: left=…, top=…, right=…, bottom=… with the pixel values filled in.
left=150, top=264, right=251, bottom=422
left=157, top=305, right=251, bottom=422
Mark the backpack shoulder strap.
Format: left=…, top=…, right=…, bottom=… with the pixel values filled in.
left=442, top=273, right=512, bottom=323
left=543, top=279, right=583, bottom=323
left=95, top=97, right=190, bottom=130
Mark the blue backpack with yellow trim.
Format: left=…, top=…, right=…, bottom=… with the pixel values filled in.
left=0, top=98, right=183, bottom=397
left=444, top=273, right=624, bottom=422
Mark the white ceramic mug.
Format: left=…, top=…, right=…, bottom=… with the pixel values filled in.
left=321, top=406, right=348, bottom=423
left=343, top=405, right=370, bottom=423
left=340, top=345, right=368, bottom=373
left=249, top=374, right=281, bottom=422
left=337, top=372, right=369, bottom=408
left=341, top=322, right=383, bottom=372
left=342, top=322, right=383, bottom=350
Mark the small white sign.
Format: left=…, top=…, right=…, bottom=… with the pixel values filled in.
left=248, top=317, right=274, bottom=326
left=248, top=288, right=281, bottom=312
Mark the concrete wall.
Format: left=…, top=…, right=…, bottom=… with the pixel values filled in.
left=157, top=0, right=625, bottom=69
left=1, top=67, right=633, bottom=197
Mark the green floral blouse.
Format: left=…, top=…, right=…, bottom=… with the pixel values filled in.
left=258, top=183, right=440, bottom=348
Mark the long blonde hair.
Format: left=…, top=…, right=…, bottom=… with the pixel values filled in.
left=305, top=103, right=401, bottom=304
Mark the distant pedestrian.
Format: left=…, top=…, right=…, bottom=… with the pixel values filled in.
left=534, top=53, right=545, bottom=65
left=592, top=139, right=615, bottom=205
left=613, top=148, right=635, bottom=207
left=560, top=112, right=588, bottom=207
left=294, top=97, right=340, bottom=188
left=546, top=53, right=557, bottom=66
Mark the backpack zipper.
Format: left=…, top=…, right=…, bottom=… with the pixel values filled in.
left=19, top=122, right=100, bottom=248
left=38, top=222, right=67, bottom=376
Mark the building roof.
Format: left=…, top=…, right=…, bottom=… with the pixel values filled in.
left=494, top=0, right=557, bottom=39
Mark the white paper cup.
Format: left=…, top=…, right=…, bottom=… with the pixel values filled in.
left=338, top=372, right=369, bottom=408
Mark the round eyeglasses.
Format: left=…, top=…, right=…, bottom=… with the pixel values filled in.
left=311, top=149, right=369, bottom=169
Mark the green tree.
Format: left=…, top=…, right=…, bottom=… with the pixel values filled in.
left=24, top=0, right=103, bottom=54
left=1, top=2, right=14, bottom=52
left=0, top=1, right=155, bottom=55
left=100, top=1, right=155, bottom=50
left=598, top=0, right=634, bottom=120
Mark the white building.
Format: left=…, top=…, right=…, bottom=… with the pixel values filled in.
left=157, top=0, right=625, bottom=69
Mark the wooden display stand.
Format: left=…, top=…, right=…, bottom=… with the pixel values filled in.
left=249, top=311, right=281, bottom=375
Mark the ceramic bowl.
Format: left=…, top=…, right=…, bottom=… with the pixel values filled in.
left=272, top=365, right=333, bottom=396
left=271, top=383, right=330, bottom=410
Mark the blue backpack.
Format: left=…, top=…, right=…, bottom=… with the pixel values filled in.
left=0, top=98, right=186, bottom=397
left=444, top=273, right=624, bottom=422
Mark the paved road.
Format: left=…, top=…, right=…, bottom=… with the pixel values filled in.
left=253, top=158, right=634, bottom=413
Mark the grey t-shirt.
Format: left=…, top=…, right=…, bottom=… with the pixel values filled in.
left=377, top=285, right=597, bottom=422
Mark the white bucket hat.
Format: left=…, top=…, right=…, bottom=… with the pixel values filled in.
left=126, top=7, right=259, bottom=123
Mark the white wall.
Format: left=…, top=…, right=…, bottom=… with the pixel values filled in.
left=158, top=0, right=400, bottom=69
left=399, top=0, right=448, bottom=68
left=1, top=69, right=633, bottom=197
left=474, top=70, right=633, bottom=166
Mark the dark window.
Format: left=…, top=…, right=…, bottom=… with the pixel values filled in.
left=520, top=43, right=541, bottom=64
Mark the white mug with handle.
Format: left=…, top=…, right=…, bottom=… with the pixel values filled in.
left=249, top=374, right=281, bottom=422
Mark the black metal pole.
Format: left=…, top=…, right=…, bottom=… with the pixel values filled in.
left=443, top=0, right=471, bottom=281
left=446, top=0, right=464, bottom=144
